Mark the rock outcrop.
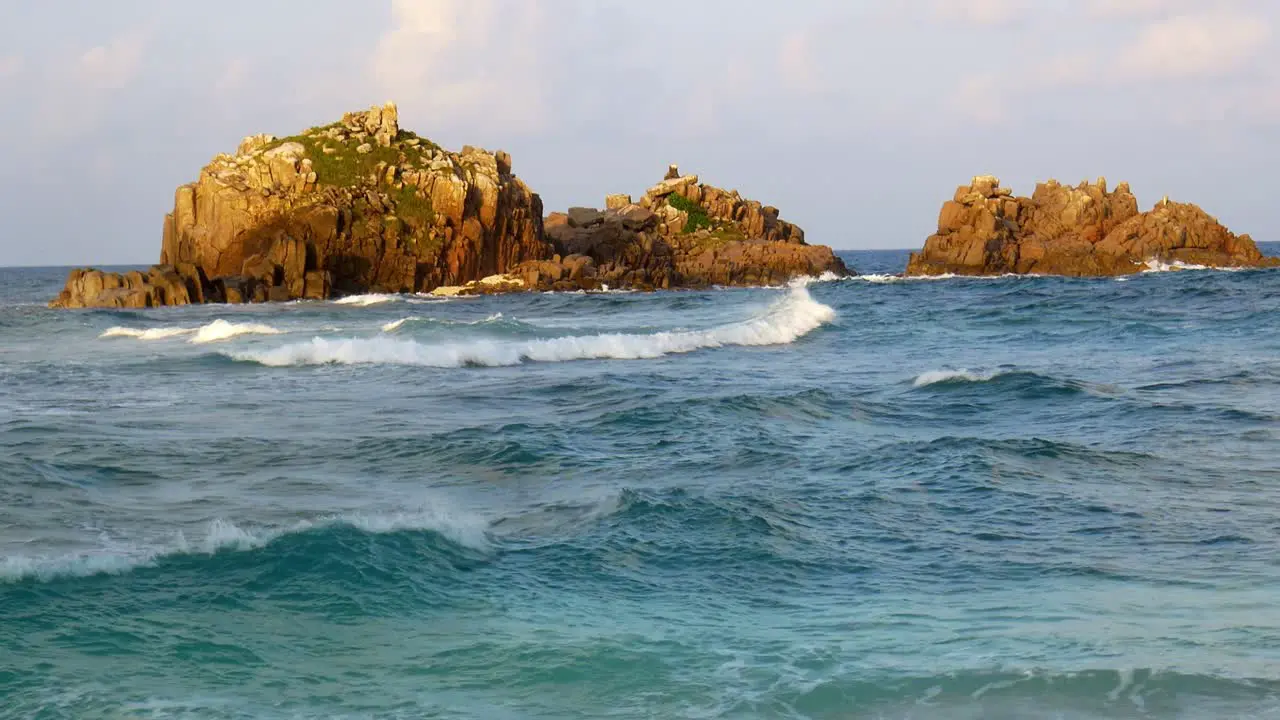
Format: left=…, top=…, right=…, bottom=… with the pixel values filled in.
left=51, top=107, right=848, bottom=308
left=906, top=176, right=1277, bottom=276
left=52, top=103, right=548, bottom=308
left=516, top=166, right=849, bottom=291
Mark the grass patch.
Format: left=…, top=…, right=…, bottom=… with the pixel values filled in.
left=262, top=125, right=427, bottom=189
left=666, top=192, right=714, bottom=234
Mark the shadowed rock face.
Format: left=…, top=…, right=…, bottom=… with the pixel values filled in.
left=51, top=112, right=848, bottom=308
left=516, top=166, right=850, bottom=292
left=906, top=176, right=1278, bottom=277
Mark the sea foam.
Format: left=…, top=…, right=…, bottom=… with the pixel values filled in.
left=231, top=282, right=835, bottom=368
left=101, top=320, right=281, bottom=344
left=334, top=293, right=402, bottom=306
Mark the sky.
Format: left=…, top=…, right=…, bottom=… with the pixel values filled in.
left=0, top=0, right=1277, bottom=265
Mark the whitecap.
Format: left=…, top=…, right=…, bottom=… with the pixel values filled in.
left=1142, top=259, right=1223, bottom=273
left=101, top=320, right=281, bottom=344
left=229, top=281, right=835, bottom=368
left=333, top=293, right=402, bottom=306
left=381, top=313, right=505, bottom=333
left=912, top=369, right=1002, bottom=387
left=188, top=319, right=282, bottom=344
left=100, top=326, right=195, bottom=340
left=1, top=506, right=491, bottom=584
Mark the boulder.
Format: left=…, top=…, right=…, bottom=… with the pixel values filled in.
left=906, top=176, right=1278, bottom=276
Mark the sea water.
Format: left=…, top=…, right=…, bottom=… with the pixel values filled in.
left=2, top=248, right=1279, bottom=718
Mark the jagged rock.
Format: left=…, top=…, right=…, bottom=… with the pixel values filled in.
left=567, top=207, right=605, bottom=228
left=521, top=167, right=849, bottom=291
left=906, top=176, right=1278, bottom=276
left=52, top=106, right=847, bottom=308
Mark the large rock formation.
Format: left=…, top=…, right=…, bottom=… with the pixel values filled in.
left=52, top=103, right=548, bottom=308
left=906, top=176, right=1278, bottom=276
left=51, top=109, right=848, bottom=308
left=516, top=165, right=849, bottom=291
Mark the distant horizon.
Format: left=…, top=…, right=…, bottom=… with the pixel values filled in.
left=2, top=1, right=1278, bottom=266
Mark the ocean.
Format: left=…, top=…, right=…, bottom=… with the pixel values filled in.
left=2, top=248, right=1279, bottom=719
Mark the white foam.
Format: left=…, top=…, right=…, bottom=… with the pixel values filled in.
left=1, top=507, right=491, bottom=583
left=855, top=272, right=1027, bottom=283
left=1141, top=259, right=1235, bottom=273
left=101, top=320, right=281, bottom=344
left=231, top=281, right=835, bottom=368
left=100, top=326, right=195, bottom=340
left=913, top=369, right=1001, bottom=387
left=188, top=319, right=282, bottom=344
left=334, top=293, right=402, bottom=306
left=381, top=317, right=413, bottom=332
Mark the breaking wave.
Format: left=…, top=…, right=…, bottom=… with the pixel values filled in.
left=913, top=369, right=1003, bottom=387
left=1141, top=259, right=1244, bottom=273
left=381, top=313, right=505, bottom=333
left=100, top=320, right=282, bottom=344
left=231, top=283, right=835, bottom=368
left=333, top=293, right=402, bottom=306
left=100, top=326, right=193, bottom=340
left=1, top=507, right=491, bottom=584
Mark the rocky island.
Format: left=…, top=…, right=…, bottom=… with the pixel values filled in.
left=50, top=103, right=848, bottom=308
left=906, top=176, right=1278, bottom=276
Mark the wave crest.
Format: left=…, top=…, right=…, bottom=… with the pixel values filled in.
left=1, top=507, right=490, bottom=584
left=100, top=320, right=281, bottom=344
left=232, top=284, right=835, bottom=368
left=913, top=369, right=1002, bottom=387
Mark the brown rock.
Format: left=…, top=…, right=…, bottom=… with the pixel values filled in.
left=907, top=176, right=1278, bottom=276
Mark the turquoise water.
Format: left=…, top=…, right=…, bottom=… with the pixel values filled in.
left=3, top=249, right=1280, bottom=718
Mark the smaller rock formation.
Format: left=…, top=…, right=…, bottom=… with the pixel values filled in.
left=906, top=176, right=1278, bottom=276
left=517, top=166, right=849, bottom=291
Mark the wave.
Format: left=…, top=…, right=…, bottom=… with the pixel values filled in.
left=100, top=320, right=281, bottom=344
left=855, top=273, right=1028, bottom=284
left=231, top=282, right=834, bottom=368
left=1141, top=259, right=1232, bottom=273
left=189, top=319, right=281, bottom=344
left=99, top=326, right=193, bottom=340
left=333, top=293, right=402, bottom=306
left=0, top=507, right=490, bottom=584
left=381, top=313, right=505, bottom=333
left=913, top=369, right=1002, bottom=387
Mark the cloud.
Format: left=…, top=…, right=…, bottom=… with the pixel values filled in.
left=1083, top=0, right=1178, bottom=18
left=78, top=31, right=148, bottom=91
left=22, top=30, right=152, bottom=145
left=778, top=30, right=820, bottom=94
left=932, top=0, right=1027, bottom=26
left=0, top=54, right=22, bottom=79
left=949, top=74, right=1006, bottom=123
left=372, top=0, right=547, bottom=135
left=1118, top=9, right=1271, bottom=78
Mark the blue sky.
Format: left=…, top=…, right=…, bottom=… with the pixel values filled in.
left=0, top=0, right=1277, bottom=265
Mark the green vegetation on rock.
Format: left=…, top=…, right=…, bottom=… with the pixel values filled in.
left=666, top=193, right=714, bottom=233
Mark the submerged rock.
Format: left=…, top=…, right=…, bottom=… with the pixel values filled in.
left=906, top=176, right=1278, bottom=276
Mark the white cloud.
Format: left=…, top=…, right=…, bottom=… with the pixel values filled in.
left=1118, top=9, right=1271, bottom=78
left=372, top=0, right=547, bottom=135
left=0, top=54, right=22, bottom=79
left=949, top=74, right=1006, bottom=123
left=1083, top=0, right=1178, bottom=18
left=78, top=31, right=147, bottom=91
left=778, top=31, right=820, bottom=94
left=932, top=0, right=1027, bottom=26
